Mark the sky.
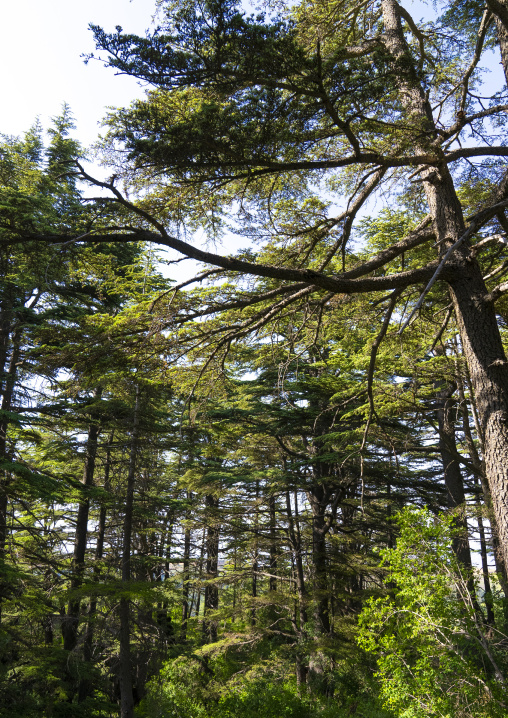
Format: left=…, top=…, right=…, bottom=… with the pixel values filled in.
left=0, top=0, right=244, bottom=278
left=0, top=0, right=156, bottom=147
left=3, top=0, right=497, bottom=155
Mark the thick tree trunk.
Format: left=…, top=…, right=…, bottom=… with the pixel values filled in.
left=460, top=377, right=508, bottom=624
left=487, top=0, right=508, bottom=83
left=447, top=266, right=508, bottom=572
left=382, top=0, right=508, bottom=571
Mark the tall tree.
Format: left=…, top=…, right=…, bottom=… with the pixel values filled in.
left=62, top=0, right=508, bottom=565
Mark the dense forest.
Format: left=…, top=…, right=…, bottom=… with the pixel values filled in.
left=2, top=0, right=508, bottom=716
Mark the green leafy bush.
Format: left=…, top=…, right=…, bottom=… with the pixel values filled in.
left=358, top=508, right=508, bottom=718
left=137, top=644, right=391, bottom=718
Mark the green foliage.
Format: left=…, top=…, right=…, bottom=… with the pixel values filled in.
left=137, top=641, right=391, bottom=718
left=358, top=509, right=508, bottom=718
left=3, top=0, right=508, bottom=715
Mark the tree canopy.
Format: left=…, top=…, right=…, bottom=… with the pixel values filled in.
left=2, top=1, right=508, bottom=717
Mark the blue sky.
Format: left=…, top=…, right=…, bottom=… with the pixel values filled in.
left=0, top=0, right=156, bottom=146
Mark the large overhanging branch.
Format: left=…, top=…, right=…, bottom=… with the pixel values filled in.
left=28, top=226, right=441, bottom=294
left=128, top=146, right=508, bottom=182
left=35, top=163, right=439, bottom=296
left=11, top=168, right=506, bottom=304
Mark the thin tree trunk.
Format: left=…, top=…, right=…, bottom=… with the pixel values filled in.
left=119, top=385, right=141, bottom=718
left=474, top=483, right=496, bottom=625
left=251, top=481, right=259, bottom=627
left=181, top=492, right=192, bottom=640
left=285, top=489, right=308, bottom=688
left=269, top=493, right=277, bottom=594
left=162, top=507, right=175, bottom=581
left=308, top=487, right=330, bottom=635
left=0, top=323, right=21, bottom=626
left=203, top=493, right=220, bottom=643
left=435, top=383, right=473, bottom=571
left=79, top=431, right=115, bottom=702
left=63, top=388, right=102, bottom=653
left=285, top=490, right=307, bottom=628
left=194, top=528, right=206, bottom=623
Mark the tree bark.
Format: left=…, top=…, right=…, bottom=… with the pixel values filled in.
left=79, top=430, right=114, bottom=703
left=460, top=375, right=508, bottom=624
left=435, top=383, right=473, bottom=570
left=382, top=0, right=508, bottom=572
left=119, top=385, right=141, bottom=718
left=202, top=493, right=220, bottom=643
left=269, top=492, right=277, bottom=594
left=193, top=528, right=206, bottom=623
left=0, top=322, right=21, bottom=626
left=308, top=486, right=331, bottom=635
left=63, top=388, right=102, bottom=653
left=181, top=493, right=192, bottom=640
left=475, top=483, right=496, bottom=625
left=487, top=0, right=508, bottom=83
left=251, top=481, right=259, bottom=627
left=285, top=490, right=307, bottom=629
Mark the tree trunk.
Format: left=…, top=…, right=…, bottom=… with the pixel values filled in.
left=79, top=430, right=114, bottom=703
left=487, top=0, right=508, bottom=83
left=474, top=483, right=496, bottom=625
left=202, top=493, right=219, bottom=643
left=251, top=481, right=259, bottom=627
left=119, top=385, right=141, bottom=718
left=63, top=388, right=102, bottom=653
left=460, top=375, right=508, bottom=624
left=269, top=493, right=277, bottom=594
left=435, top=383, right=473, bottom=570
left=0, top=323, right=21, bottom=625
left=308, top=487, right=330, bottom=635
left=382, top=0, right=508, bottom=571
left=181, top=493, right=192, bottom=640
left=193, top=528, right=206, bottom=622
left=285, top=490, right=307, bottom=629
left=161, top=507, right=175, bottom=581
